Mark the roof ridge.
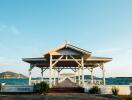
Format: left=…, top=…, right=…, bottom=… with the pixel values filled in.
left=43, top=42, right=91, bottom=56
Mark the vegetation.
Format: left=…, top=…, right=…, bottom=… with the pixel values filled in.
left=111, top=86, right=119, bottom=95
left=89, top=86, right=101, bottom=94
left=34, top=81, right=49, bottom=95
left=0, top=71, right=27, bottom=78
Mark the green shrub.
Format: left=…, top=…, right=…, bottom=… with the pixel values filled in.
left=34, top=81, right=49, bottom=95
left=89, top=86, right=101, bottom=94
left=111, top=86, right=119, bottom=95
left=33, top=83, right=41, bottom=92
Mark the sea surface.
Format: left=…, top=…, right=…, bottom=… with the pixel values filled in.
left=0, top=77, right=132, bottom=85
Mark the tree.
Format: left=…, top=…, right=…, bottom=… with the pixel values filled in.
left=34, top=81, right=49, bottom=95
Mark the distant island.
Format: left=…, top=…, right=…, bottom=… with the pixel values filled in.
left=0, top=71, right=28, bottom=78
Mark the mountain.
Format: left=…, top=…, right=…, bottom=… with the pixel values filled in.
left=0, top=71, right=28, bottom=78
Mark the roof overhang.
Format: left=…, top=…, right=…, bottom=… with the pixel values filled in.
left=86, top=56, right=112, bottom=63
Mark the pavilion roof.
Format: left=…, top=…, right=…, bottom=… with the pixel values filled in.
left=43, top=43, right=91, bottom=56
left=22, top=42, right=112, bottom=67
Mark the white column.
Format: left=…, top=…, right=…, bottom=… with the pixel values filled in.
left=103, top=66, right=106, bottom=86
left=49, top=54, right=52, bottom=88
left=78, top=67, right=80, bottom=85
left=101, top=64, right=106, bottom=86
left=53, top=67, right=56, bottom=86
left=74, top=71, right=76, bottom=83
left=28, top=64, right=34, bottom=85
left=41, top=67, right=44, bottom=81
left=90, top=68, right=94, bottom=85
left=81, top=57, right=84, bottom=87
left=29, top=70, right=32, bottom=85
left=58, top=71, right=60, bottom=83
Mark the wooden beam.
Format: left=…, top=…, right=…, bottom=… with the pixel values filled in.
left=70, top=55, right=81, bottom=66
left=52, top=55, right=63, bottom=67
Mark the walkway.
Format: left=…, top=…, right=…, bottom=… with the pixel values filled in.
left=49, top=78, right=84, bottom=93
left=54, top=78, right=80, bottom=88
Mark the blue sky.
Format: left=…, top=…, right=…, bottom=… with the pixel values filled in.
left=0, top=0, right=132, bottom=77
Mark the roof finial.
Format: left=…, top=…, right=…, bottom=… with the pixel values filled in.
left=65, top=40, right=68, bottom=45
left=65, top=40, right=69, bottom=47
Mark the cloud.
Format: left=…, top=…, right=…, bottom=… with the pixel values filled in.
left=0, top=25, right=7, bottom=32
left=94, top=48, right=121, bottom=54
left=10, top=26, right=21, bottom=35
left=0, top=57, right=29, bottom=76
left=0, top=25, right=21, bottom=35
left=94, top=47, right=132, bottom=55
left=126, top=49, right=132, bottom=54
left=0, top=57, right=22, bottom=67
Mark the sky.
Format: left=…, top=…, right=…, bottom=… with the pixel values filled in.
left=0, top=0, right=132, bottom=77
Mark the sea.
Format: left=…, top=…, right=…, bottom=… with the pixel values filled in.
left=0, top=77, right=132, bottom=85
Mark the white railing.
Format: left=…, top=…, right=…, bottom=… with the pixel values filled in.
left=86, top=79, right=103, bottom=85
left=1, top=85, right=33, bottom=92
left=1, top=83, right=132, bottom=95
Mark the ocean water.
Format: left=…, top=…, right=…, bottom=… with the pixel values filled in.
left=106, top=77, right=132, bottom=85
left=0, top=77, right=132, bottom=85
left=0, top=78, right=29, bottom=85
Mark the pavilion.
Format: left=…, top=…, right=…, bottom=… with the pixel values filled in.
left=22, top=42, right=112, bottom=88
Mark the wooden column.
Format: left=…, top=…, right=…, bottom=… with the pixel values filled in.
left=49, top=54, right=53, bottom=88
left=81, top=57, right=84, bottom=87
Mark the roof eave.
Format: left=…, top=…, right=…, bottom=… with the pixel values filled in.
left=86, top=58, right=112, bottom=63
left=22, top=58, right=47, bottom=62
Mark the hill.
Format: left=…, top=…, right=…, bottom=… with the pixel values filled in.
left=0, top=71, right=27, bottom=78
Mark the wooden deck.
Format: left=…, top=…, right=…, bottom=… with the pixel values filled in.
left=49, top=78, right=84, bottom=93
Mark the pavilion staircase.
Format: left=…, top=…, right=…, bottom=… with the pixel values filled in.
left=49, top=78, right=84, bottom=93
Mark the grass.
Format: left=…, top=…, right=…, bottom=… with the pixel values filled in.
left=118, top=95, right=132, bottom=100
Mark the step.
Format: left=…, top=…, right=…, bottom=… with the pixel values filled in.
left=49, top=88, right=84, bottom=93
